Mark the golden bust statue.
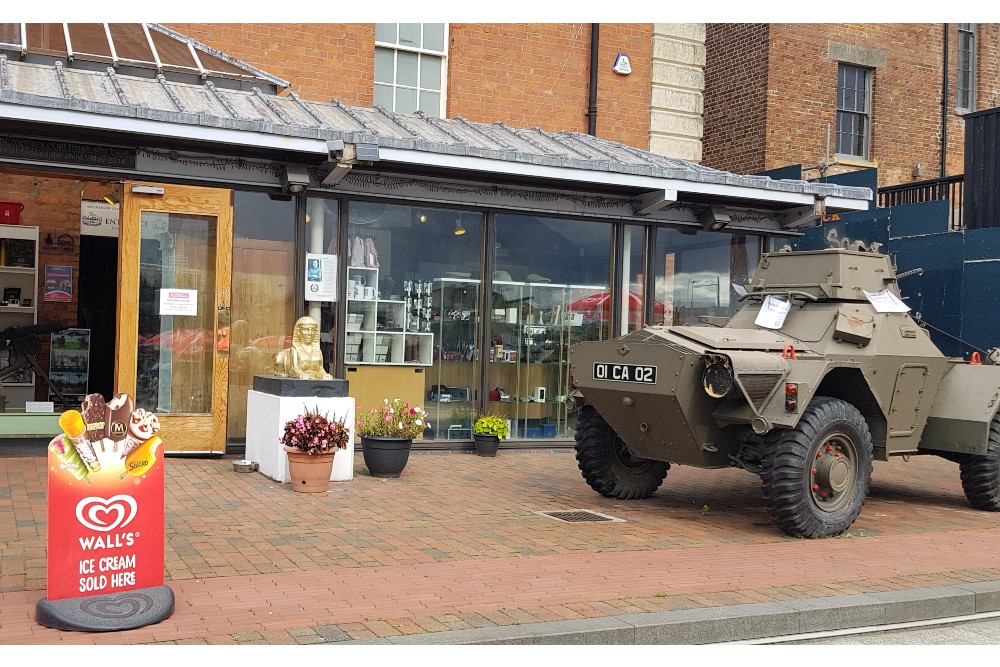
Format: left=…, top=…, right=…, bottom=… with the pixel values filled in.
left=274, top=316, right=332, bottom=380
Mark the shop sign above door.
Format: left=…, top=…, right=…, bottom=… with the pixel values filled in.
left=80, top=200, right=120, bottom=237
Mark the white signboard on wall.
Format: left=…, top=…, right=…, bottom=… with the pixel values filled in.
left=80, top=200, right=120, bottom=237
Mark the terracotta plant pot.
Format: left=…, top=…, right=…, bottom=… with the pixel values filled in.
left=473, top=433, right=500, bottom=457
left=284, top=447, right=335, bottom=493
left=360, top=436, right=412, bottom=478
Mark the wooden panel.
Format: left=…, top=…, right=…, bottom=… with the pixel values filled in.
left=346, top=365, right=427, bottom=439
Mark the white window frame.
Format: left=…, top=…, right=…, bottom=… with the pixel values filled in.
left=957, top=23, right=976, bottom=113
left=374, top=23, right=449, bottom=118
left=835, top=63, right=873, bottom=161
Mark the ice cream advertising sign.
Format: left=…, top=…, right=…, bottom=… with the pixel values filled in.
left=36, top=392, right=174, bottom=632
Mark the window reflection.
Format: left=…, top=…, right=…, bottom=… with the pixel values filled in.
left=652, top=229, right=760, bottom=326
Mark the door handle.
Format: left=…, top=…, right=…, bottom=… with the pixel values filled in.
left=217, top=306, right=231, bottom=356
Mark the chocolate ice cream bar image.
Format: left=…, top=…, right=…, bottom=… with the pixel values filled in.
left=105, top=392, right=134, bottom=452
left=80, top=393, right=107, bottom=449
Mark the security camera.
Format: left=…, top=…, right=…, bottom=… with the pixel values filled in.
left=281, top=164, right=310, bottom=194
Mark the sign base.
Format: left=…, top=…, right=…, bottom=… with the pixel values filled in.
left=35, top=584, right=174, bottom=632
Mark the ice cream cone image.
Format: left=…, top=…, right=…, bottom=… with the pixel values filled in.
left=59, top=410, right=101, bottom=473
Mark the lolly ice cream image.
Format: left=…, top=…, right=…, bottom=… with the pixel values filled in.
left=120, top=408, right=161, bottom=459
left=47, top=434, right=91, bottom=484
left=80, top=393, right=107, bottom=449
left=58, top=409, right=100, bottom=473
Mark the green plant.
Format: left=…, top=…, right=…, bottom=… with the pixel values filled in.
left=473, top=413, right=510, bottom=440
left=356, top=398, right=430, bottom=439
left=280, top=406, right=350, bottom=455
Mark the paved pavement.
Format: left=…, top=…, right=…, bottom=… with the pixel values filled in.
left=2, top=443, right=1000, bottom=645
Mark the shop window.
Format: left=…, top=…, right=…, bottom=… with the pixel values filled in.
left=374, top=23, right=446, bottom=117
left=836, top=63, right=872, bottom=159
left=226, top=192, right=297, bottom=439
left=651, top=229, right=760, bottom=327
left=957, top=24, right=976, bottom=112
left=491, top=214, right=612, bottom=440
left=346, top=202, right=483, bottom=441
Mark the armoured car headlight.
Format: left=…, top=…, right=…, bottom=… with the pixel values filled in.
left=702, top=354, right=734, bottom=398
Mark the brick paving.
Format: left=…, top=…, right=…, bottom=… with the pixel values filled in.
left=2, top=447, right=1000, bottom=644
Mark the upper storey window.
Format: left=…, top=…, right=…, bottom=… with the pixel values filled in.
left=374, top=23, right=447, bottom=117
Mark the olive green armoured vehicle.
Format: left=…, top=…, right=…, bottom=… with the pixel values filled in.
left=570, top=243, right=1000, bottom=538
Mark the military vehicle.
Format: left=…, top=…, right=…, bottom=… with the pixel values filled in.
left=570, top=243, right=1000, bottom=538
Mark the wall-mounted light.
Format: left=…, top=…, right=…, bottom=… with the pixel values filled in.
left=418, top=212, right=428, bottom=223
left=913, top=163, right=924, bottom=178
left=281, top=164, right=310, bottom=194
left=454, top=220, right=466, bottom=236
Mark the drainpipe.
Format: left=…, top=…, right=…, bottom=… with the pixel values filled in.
left=587, top=23, right=599, bottom=135
left=941, top=23, right=949, bottom=177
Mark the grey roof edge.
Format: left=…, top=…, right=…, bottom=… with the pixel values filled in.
left=147, top=24, right=290, bottom=89
left=0, top=57, right=873, bottom=203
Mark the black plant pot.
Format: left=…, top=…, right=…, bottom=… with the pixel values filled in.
left=361, top=436, right=412, bottom=478
left=473, top=433, right=500, bottom=457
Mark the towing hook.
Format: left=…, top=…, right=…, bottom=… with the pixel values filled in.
left=782, top=344, right=796, bottom=360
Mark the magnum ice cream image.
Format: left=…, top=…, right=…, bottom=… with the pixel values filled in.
left=105, top=392, right=134, bottom=452
left=58, top=410, right=100, bottom=473
left=80, top=393, right=107, bottom=450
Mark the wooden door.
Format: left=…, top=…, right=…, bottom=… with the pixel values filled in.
left=116, top=183, right=232, bottom=454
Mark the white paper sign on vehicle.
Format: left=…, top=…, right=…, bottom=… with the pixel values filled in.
left=754, top=295, right=791, bottom=329
left=863, top=289, right=910, bottom=313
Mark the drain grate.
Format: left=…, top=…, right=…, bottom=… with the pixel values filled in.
left=537, top=509, right=623, bottom=523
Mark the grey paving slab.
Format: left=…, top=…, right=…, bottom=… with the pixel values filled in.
left=783, top=593, right=886, bottom=632
left=387, top=617, right=636, bottom=645
left=955, top=580, right=1000, bottom=612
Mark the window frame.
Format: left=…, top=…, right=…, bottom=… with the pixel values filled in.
left=835, top=63, right=873, bottom=161
left=957, top=23, right=976, bottom=113
left=374, top=23, right=448, bottom=118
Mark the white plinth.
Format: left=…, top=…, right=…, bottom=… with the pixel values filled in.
left=245, top=390, right=355, bottom=483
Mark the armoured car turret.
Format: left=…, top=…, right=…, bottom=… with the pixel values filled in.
left=570, top=243, right=1000, bottom=538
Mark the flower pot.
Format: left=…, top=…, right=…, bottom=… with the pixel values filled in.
left=361, top=436, right=412, bottom=478
left=473, top=433, right=500, bottom=457
left=284, top=447, right=335, bottom=493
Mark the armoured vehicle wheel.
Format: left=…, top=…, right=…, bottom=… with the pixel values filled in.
left=760, top=397, right=873, bottom=538
left=574, top=406, right=670, bottom=499
left=959, top=415, right=1000, bottom=510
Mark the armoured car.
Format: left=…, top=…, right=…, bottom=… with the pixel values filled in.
left=570, top=243, right=1000, bottom=538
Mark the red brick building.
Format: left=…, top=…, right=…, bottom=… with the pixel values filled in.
left=703, top=23, right=1000, bottom=187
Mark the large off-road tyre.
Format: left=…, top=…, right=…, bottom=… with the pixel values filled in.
left=760, top=397, right=873, bottom=538
left=574, top=406, right=670, bottom=499
left=959, top=415, right=1000, bottom=511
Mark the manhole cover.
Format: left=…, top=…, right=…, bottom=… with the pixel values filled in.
left=536, top=510, right=623, bottom=523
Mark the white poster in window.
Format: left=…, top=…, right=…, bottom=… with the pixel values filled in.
left=159, top=289, right=198, bottom=316
left=305, top=253, right=337, bottom=302
left=754, top=295, right=791, bottom=329
left=863, top=289, right=911, bottom=313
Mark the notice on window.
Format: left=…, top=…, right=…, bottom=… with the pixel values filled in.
left=159, top=289, right=198, bottom=316
left=863, top=289, right=910, bottom=313
left=305, top=253, right=337, bottom=302
left=754, top=295, right=791, bottom=329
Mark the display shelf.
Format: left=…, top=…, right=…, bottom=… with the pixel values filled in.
left=345, top=266, right=433, bottom=366
left=0, top=225, right=39, bottom=407
left=431, top=276, right=607, bottom=438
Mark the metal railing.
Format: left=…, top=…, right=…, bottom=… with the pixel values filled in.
left=877, top=174, right=964, bottom=230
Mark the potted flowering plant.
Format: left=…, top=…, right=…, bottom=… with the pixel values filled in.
left=280, top=406, right=350, bottom=492
left=472, top=413, right=509, bottom=457
left=356, top=398, right=429, bottom=478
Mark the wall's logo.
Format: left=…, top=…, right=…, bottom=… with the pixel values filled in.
left=75, top=495, right=138, bottom=532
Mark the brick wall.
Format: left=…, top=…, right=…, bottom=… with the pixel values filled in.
left=702, top=24, right=770, bottom=173
left=168, top=23, right=376, bottom=106
left=705, top=23, right=1000, bottom=188
left=169, top=22, right=652, bottom=149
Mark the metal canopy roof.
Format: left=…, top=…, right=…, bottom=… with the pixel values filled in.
left=0, top=31, right=872, bottom=217
left=0, top=23, right=288, bottom=89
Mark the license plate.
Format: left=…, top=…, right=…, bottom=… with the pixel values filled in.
left=593, top=362, right=657, bottom=384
